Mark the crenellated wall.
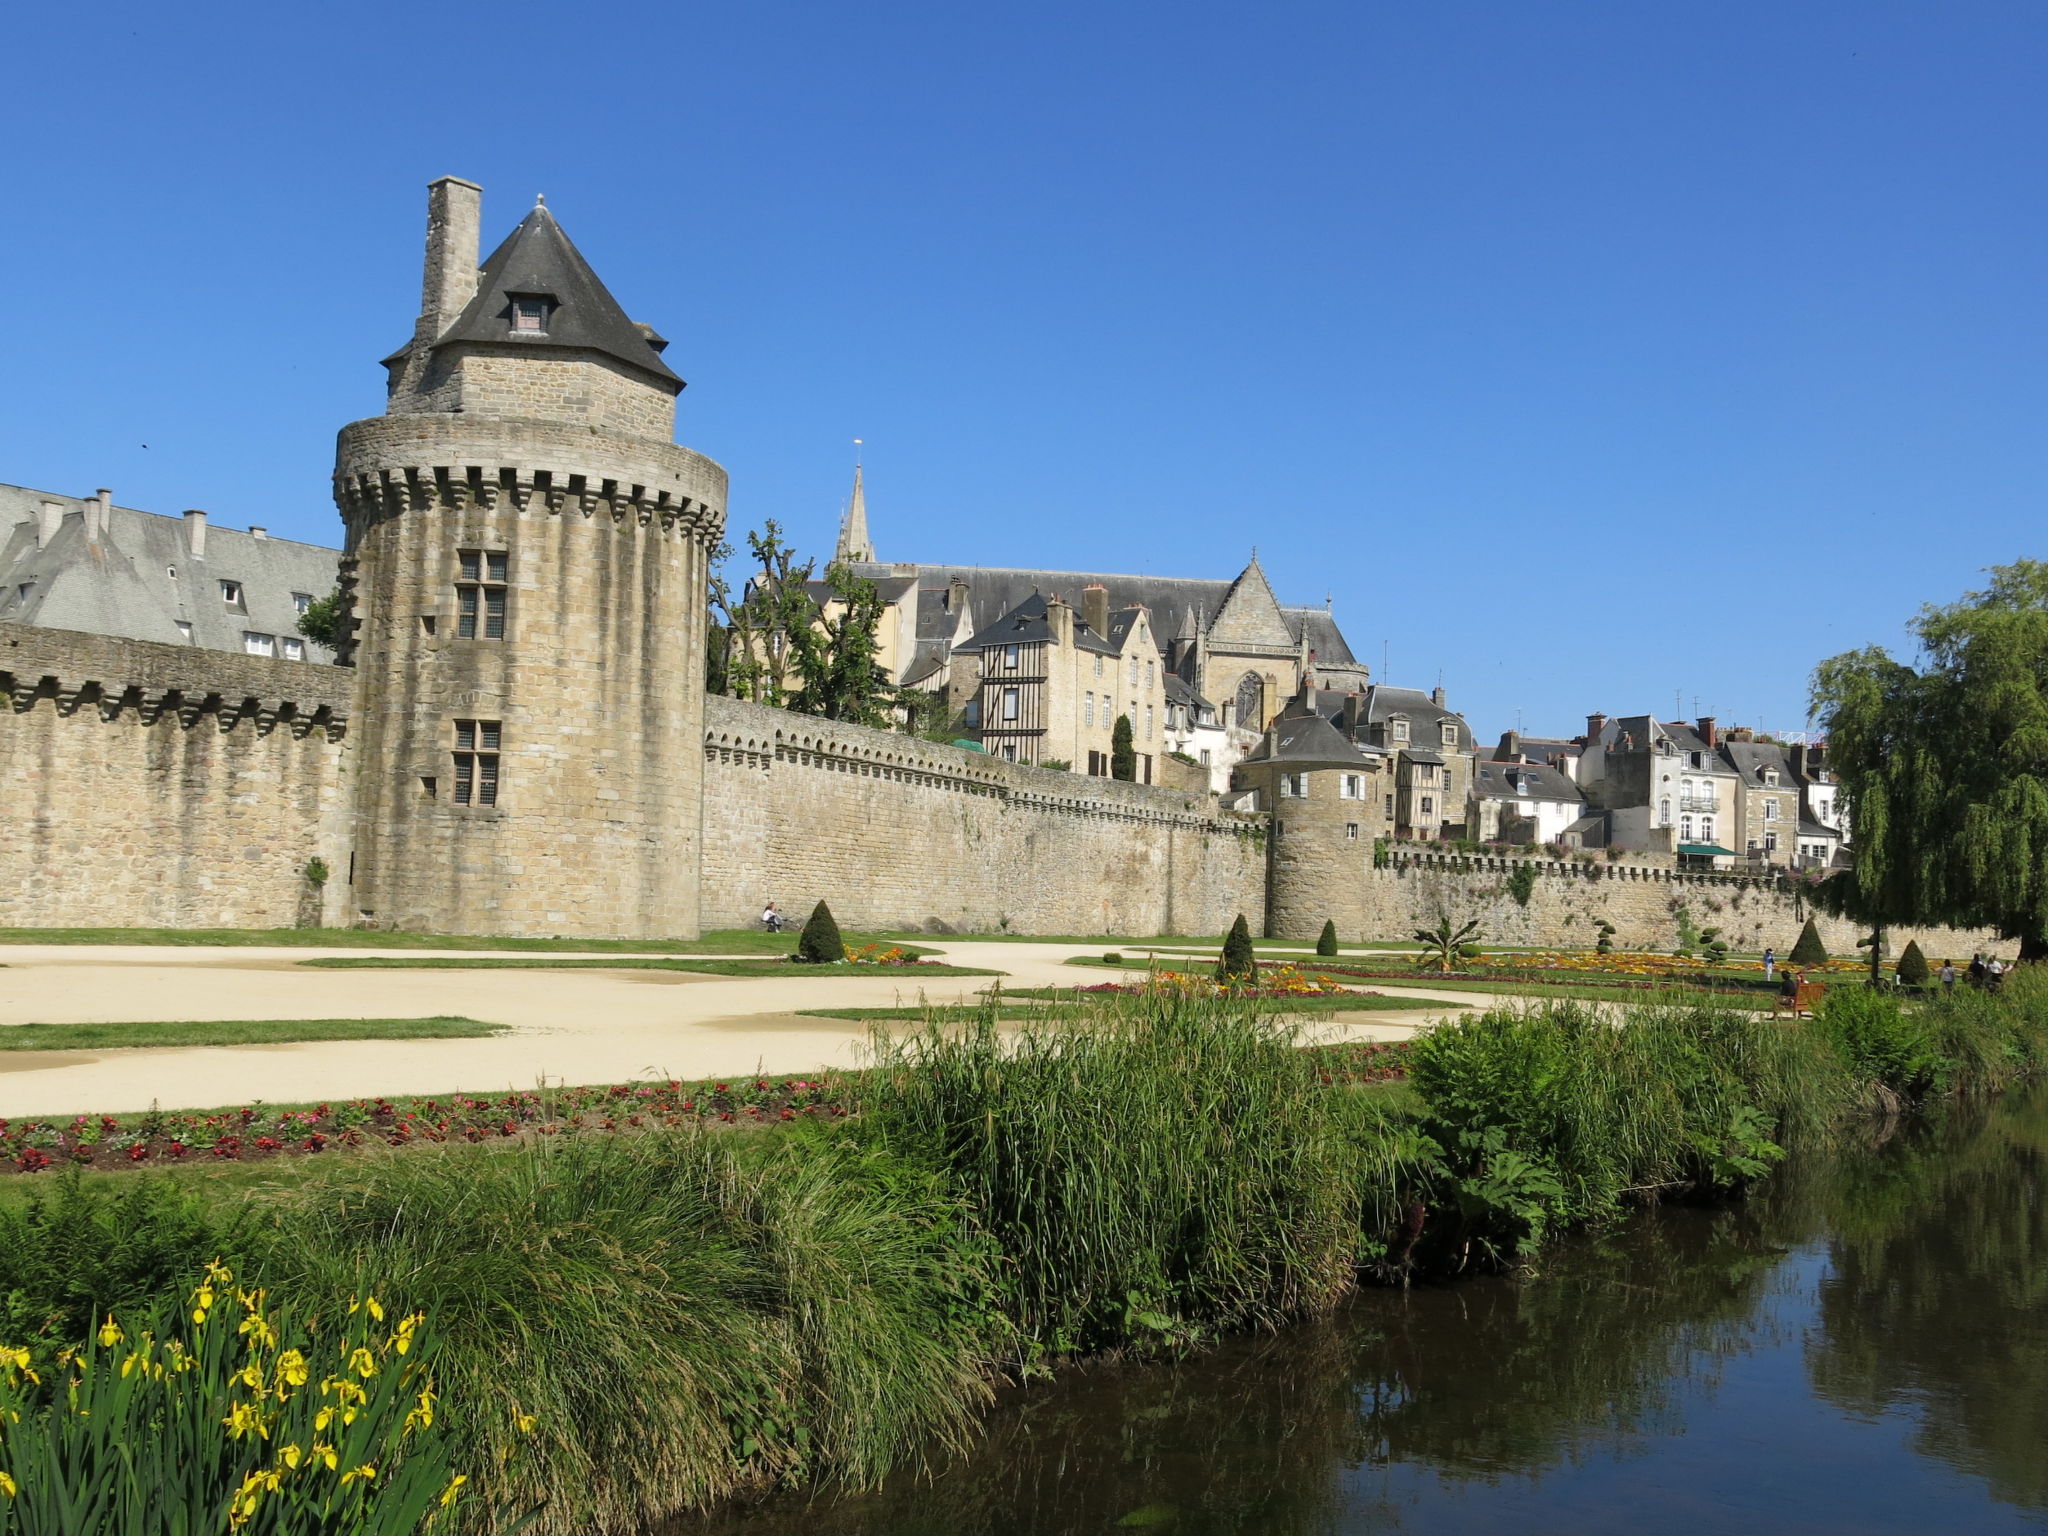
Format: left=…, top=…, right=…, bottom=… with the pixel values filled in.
left=1298, top=844, right=1998, bottom=961
left=699, top=695, right=1268, bottom=937
left=0, top=622, right=353, bottom=930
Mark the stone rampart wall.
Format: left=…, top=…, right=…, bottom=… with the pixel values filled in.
left=0, top=623, right=353, bottom=929
left=1319, top=847, right=1999, bottom=961
left=700, top=695, right=1267, bottom=936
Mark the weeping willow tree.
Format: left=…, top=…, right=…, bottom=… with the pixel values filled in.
left=1811, top=560, right=2048, bottom=960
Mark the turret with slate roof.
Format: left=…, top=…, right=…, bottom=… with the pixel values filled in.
left=334, top=177, right=729, bottom=939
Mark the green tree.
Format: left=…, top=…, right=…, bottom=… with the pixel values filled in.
left=710, top=522, right=816, bottom=707
left=1812, top=559, right=2048, bottom=960
left=1217, top=914, right=1257, bottom=982
left=1789, top=917, right=1829, bottom=967
left=295, top=588, right=347, bottom=649
left=792, top=561, right=896, bottom=727
left=1896, top=939, right=1930, bottom=987
left=1111, top=714, right=1136, bottom=781
left=1316, top=920, right=1339, bottom=957
left=796, top=900, right=846, bottom=964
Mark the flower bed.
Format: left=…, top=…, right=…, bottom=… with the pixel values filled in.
left=1075, top=964, right=1357, bottom=1000
left=0, top=1075, right=853, bottom=1177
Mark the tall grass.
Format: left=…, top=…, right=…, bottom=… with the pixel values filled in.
left=858, top=994, right=1386, bottom=1360
left=241, top=1127, right=995, bottom=1535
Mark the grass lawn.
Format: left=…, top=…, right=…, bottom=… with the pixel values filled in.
left=295, top=956, right=999, bottom=977
left=0, top=926, right=931, bottom=957
left=0, top=1016, right=504, bottom=1052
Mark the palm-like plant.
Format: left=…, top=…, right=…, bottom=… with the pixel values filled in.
left=1412, top=917, right=1482, bottom=974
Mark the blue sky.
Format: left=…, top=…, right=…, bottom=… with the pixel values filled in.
left=5, top=1, right=2043, bottom=741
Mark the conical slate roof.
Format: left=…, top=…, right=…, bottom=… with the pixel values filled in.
left=429, top=203, right=681, bottom=388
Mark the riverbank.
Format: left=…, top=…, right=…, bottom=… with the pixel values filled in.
left=5, top=976, right=2046, bottom=1533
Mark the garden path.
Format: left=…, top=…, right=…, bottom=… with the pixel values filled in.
left=0, top=941, right=1478, bottom=1117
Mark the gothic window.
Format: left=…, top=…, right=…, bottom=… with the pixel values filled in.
left=453, top=719, right=501, bottom=806
left=457, top=550, right=508, bottom=640
left=1234, top=672, right=1265, bottom=730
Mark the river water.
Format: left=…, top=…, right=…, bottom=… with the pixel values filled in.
left=686, top=1088, right=2048, bottom=1535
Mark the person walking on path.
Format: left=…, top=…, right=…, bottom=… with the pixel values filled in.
left=761, top=901, right=784, bottom=934
left=1941, top=959, right=1958, bottom=995
left=1763, top=947, right=1776, bottom=982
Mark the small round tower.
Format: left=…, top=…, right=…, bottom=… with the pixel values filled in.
left=335, top=178, right=726, bottom=937
left=1235, top=712, right=1393, bottom=941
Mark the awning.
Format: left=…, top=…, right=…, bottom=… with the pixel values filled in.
left=1677, top=843, right=1738, bottom=857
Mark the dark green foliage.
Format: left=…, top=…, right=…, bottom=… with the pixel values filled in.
left=1594, top=919, right=1618, bottom=954
left=293, top=588, right=347, bottom=648
left=1505, top=863, right=1537, bottom=908
left=1111, top=715, right=1136, bottom=781
left=0, top=1173, right=232, bottom=1354
left=302, top=856, right=329, bottom=886
left=1316, top=920, right=1339, bottom=957
left=1414, top=916, right=1483, bottom=973
left=1812, top=560, right=2048, bottom=959
left=1814, top=986, right=1946, bottom=1100
left=793, top=562, right=897, bottom=728
left=1897, top=939, right=1931, bottom=986
left=1218, top=915, right=1257, bottom=981
left=797, top=901, right=847, bottom=964
left=1790, top=917, right=1829, bottom=966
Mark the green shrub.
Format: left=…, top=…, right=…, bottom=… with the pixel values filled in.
left=1896, top=939, right=1930, bottom=986
left=1111, top=716, right=1136, bottom=782
left=1102, top=952, right=1123, bottom=965
left=797, top=900, right=846, bottom=964
left=1505, top=864, right=1537, bottom=908
left=0, top=1172, right=234, bottom=1357
left=1315, top=921, right=1339, bottom=957
left=1813, top=985, right=1945, bottom=1100
left=1217, top=915, right=1257, bottom=982
left=1789, top=917, right=1829, bottom=966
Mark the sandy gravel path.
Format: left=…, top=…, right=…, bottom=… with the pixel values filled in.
left=0, top=941, right=1472, bottom=1117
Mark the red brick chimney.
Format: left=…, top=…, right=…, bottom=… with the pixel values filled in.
left=1696, top=716, right=1719, bottom=749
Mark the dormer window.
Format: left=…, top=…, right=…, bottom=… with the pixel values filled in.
left=509, top=295, right=553, bottom=334
left=1391, top=716, right=1410, bottom=744
left=1441, top=721, right=1457, bottom=747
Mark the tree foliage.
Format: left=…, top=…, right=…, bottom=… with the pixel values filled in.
left=295, top=588, right=347, bottom=649
left=1413, top=916, right=1483, bottom=974
left=709, top=525, right=899, bottom=728
left=1316, top=920, right=1339, bottom=958
left=1812, top=560, right=2048, bottom=959
left=1111, top=715, right=1136, bottom=781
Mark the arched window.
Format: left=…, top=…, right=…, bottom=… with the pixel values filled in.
left=1234, top=672, right=1265, bottom=730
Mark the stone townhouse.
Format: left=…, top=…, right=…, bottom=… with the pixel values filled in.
left=1718, top=734, right=1802, bottom=867
left=1469, top=757, right=1587, bottom=845
left=959, top=590, right=1171, bottom=778
left=1291, top=684, right=1475, bottom=839
left=1, top=486, right=340, bottom=665
left=1578, top=714, right=1743, bottom=867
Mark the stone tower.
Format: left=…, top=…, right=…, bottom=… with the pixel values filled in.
left=334, top=178, right=727, bottom=937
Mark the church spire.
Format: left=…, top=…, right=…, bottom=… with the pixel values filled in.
left=835, top=451, right=874, bottom=563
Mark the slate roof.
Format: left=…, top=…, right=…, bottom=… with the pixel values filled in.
left=1164, top=674, right=1215, bottom=713
left=1473, top=759, right=1585, bottom=804
left=959, top=592, right=1119, bottom=656
left=394, top=204, right=682, bottom=389
left=842, top=561, right=1358, bottom=666
left=1239, top=712, right=1383, bottom=770
left=1797, top=816, right=1842, bottom=841
left=0, top=485, right=340, bottom=662
left=1495, top=733, right=1583, bottom=767
left=1719, top=739, right=1796, bottom=788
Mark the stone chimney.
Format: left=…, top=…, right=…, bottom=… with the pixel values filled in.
left=1696, top=716, right=1719, bottom=749
left=1431, top=685, right=1446, bottom=707
left=418, top=176, right=483, bottom=343
left=35, top=501, right=63, bottom=549
left=250, top=526, right=268, bottom=540
left=1587, top=711, right=1608, bottom=740
left=1046, top=594, right=1075, bottom=646
left=183, top=509, right=208, bottom=559
left=92, top=488, right=113, bottom=541
left=1081, top=584, right=1109, bottom=637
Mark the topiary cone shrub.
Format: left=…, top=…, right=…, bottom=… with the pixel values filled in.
left=1316, top=920, right=1339, bottom=958
left=797, top=900, right=846, bottom=964
left=1217, top=914, right=1257, bottom=983
left=1896, top=939, right=1930, bottom=987
left=1789, top=917, right=1829, bottom=967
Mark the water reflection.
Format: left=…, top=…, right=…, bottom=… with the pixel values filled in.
left=678, top=1089, right=2048, bottom=1535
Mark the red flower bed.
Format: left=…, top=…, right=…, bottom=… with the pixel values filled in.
left=0, top=1074, right=853, bottom=1177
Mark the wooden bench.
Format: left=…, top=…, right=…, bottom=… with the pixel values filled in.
left=1772, top=981, right=1827, bottom=1018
